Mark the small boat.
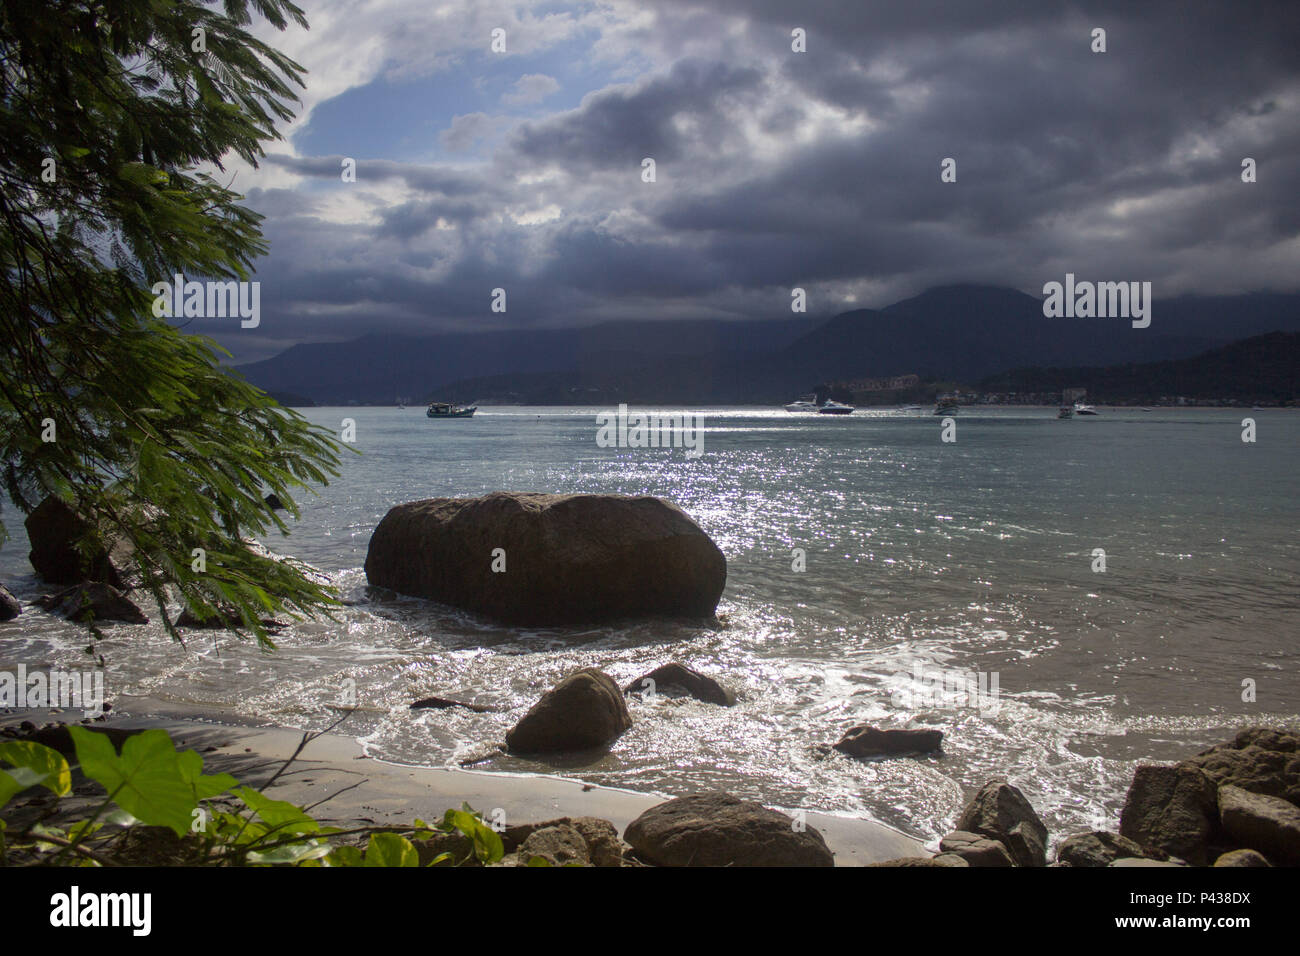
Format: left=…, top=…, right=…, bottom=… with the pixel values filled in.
left=1073, top=403, right=1099, bottom=416
left=426, top=402, right=476, bottom=418
left=817, top=400, right=855, bottom=415
left=1057, top=406, right=1073, bottom=419
left=783, top=400, right=818, bottom=413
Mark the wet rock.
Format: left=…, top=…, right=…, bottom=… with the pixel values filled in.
left=504, top=816, right=625, bottom=867
left=624, top=791, right=834, bottom=867
left=955, top=779, right=1048, bottom=867
left=1180, top=726, right=1300, bottom=807
left=515, top=824, right=591, bottom=866
left=1119, top=764, right=1218, bottom=865
left=364, top=492, right=726, bottom=627
left=175, top=605, right=286, bottom=630
left=939, top=830, right=1015, bottom=866
left=505, top=668, right=632, bottom=754
left=832, top=725, right=943, bottom=759
left=36, top=582, right=148, bottom=625
left=0, top=584, right=20, bottom=621
left=624, top=662, right=735, bottom=706
left=1055, top=830, right=1168, bottom=867
left=1213, top=848, right=1271, bottom=867
left=1217, top=784, right=1300, bottom=864
left=930, top=853, right=971, bottom=866
left=410, top=696, right=497, bottom=714
left=25, top=497, right=135, bottom=588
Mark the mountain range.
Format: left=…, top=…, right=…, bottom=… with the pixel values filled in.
left=234, top=285, right=1300, bottom=405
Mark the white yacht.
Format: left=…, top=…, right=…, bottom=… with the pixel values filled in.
left=817, top=400, right=855, bottom=415
left=783, top=400, right=818, bottom=413
left=1073, top=403, right=1099, bottom=416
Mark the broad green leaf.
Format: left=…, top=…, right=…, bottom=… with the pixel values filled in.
left=326, top=845, right=363, bottom=867
left=234, top=786, right=319, bottom=836
left=0, top=741, right=72, bottom=797
left=441, top=808, right=504, bottom=863
left=246, top=839, right=332, bottom=865
left=363, top=832, right=419, bottom=867
left=68, top=727, right=196, bottom=836
left=177, top=749, right=236, bottom=801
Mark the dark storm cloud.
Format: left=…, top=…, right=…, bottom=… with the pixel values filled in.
left=511, top=58, right=766, bottom=169
left=215, top=0, right=1300, bottom=360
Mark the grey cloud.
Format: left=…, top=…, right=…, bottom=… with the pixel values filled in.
left=212, top=1, right=1300, bottom=361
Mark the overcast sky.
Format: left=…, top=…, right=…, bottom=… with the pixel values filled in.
left=214, top=0, right=1300, bottom=362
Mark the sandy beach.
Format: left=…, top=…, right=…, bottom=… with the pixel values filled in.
left=1, top=699, right=922, bottom=866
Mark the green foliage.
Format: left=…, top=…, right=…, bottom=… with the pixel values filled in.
left=363, top=832, right=419, bottom=867
left=0, top=727, right=510, bottom=867
left=0, top=739, right=72, bottom=811
left=440, top=804, right=505, bottom=864
left=69, top=726, right=231, bottom=835
left=0, top=0, right=347, bottom=645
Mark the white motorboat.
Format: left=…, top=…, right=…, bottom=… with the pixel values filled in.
left=427, top=402, right=477, bottom=418
left=817, top=400, right=855, bottom=415
left=783, top=400, right=818, bottom=413
left=1073, top=403, right=1099, bottom=416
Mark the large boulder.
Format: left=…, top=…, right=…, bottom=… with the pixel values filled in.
left=25, top=497, right=134, bottom=588
left=1217, top=784, right=1300, bottom=864
left=1180, top=726, right=1300, bottom=807
left=35, top=582, right=148, bottom=625
left=1213, top=849, right=1270, bottom=867
left=364, top=492, right=726, bottom=626
left=0, top=584, right=20, bottom=621
left=503, top=816, right=625, bottom=867
left=1055, top=831, right=1168, bottom=867
left=938, top=830, right=1015, bottom=866
left=505, top=668, right=632, bottom=754
left=955, top=779, right=1048, bottom=867
left=624, top=662, right=735, bottom=706
left=1119, top=764, right=1218, bottom=865
left=515, top=824, right=590, bottom=867
left=833, top=725, right=943, bottom=759
left=624, top=792, right=833, bottom=867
